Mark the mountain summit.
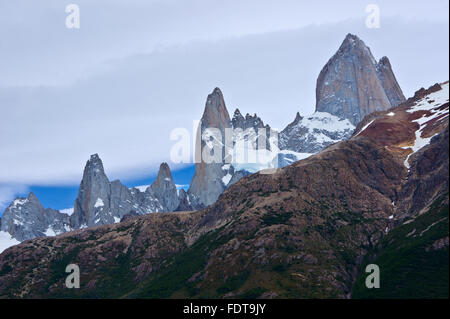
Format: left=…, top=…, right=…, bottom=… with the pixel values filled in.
left=0, top=192, right=70, bottom=241
left=70, top=154, right=112, bottom=228
left=188, top=88, right=232, bottom=208
left=150, top=163, right=179, bottom=212
left=316, top=33, right=405, bottom=125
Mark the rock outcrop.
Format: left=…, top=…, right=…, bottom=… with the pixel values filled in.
left=120, top=210, right=139, bottom=222
left=70, top=154, right=120, bottom=228
left=279, top=111, right=355, bottom=153
left=1, top=154, right=185, bottom=242
left=316, top=33, right=405, bottom=125
left=70, top=155, right=186, bottom=229
left=376, top=56, right=406, bottom=107
left=232, top=109, right=274, bottom=151
left=150, top=163, right=180, bottom=212
left=0, top=193, right=70, bottom=241
left=188, top=88, right=232, bottom=207
left=188, top=91, right=278, bottom=208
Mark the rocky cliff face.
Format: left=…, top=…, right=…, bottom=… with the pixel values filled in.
left=279, top=111, right=355, bottom=153
left=316, top=34, right=405, bottom=126
left=150, top=163, right=180, bottom=212
left=1, top=83, right=446, bottom=299
left=232, top=109, right=273, bottom=150
left=70, top=154, right=112, bottom=228
left=188, top=88, right=232, bottom=207
left=0, top=193, right=70, bottom=241
left=1, top=154, right=184, bottom=242
left=376, top=56, right=406, bottom=107
left=188, top=91, right=280, bottom=208
left=71, top=155, right=186, bottom=229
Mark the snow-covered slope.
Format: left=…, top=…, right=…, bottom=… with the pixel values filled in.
left=402, top=82, right=449, bottom=169
left=354, top=82, right=449, bottom=171
left=279, top=111, right=355, bottom=153
left=0, top=231, right=20, bottom=254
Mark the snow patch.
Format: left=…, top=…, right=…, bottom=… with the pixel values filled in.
left=0, top=231, right=20, bottom=254
left=355, top=120, right=375, bottom=137
left=299, top=112, right=355, bottom=132
left=94, top=198, right=104, bottom=208
left=60, top=208, right=74, bottom=216
left=44, top=227, right=56, bottom=237
left=222, top=173, right=232, bottom=186
left=402, top=83, right=449, bottom=169
left=12, top=198, right=28, bottom=208
left=13, top=218, right=24, bottom=226
left=406, top=83, right=449, bottom=114
left=133, top=185, right=150, bottom=192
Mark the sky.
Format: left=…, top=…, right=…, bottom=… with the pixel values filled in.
left=0, top=0, right=449, bottom=212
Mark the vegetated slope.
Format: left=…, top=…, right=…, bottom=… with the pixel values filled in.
left=352, top=194, right=448, bottom=299
left=0, top=211, right=204, bottom=298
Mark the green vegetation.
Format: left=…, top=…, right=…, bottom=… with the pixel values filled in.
left=0, top=263, right=12, bottom=276
left=240, top=287, right=268, bottom=299
left=216, top=270, right=250, bottom=295
left=128, top=227, right=232, bottom=298
left=261, top=211, right=293, bottom=226
left=352, top=196, right=449, bottom=299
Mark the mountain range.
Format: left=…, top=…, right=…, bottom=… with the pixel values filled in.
left=0, top=33, right=406, bottom=245
left=1, top=33, right=447, bottom=298
left=0, top=78, right=447, bottom=298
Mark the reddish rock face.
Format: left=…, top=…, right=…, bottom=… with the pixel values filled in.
left=354, top=82, right=449, bottom=220
left=316, top=34, right=405, bottom=126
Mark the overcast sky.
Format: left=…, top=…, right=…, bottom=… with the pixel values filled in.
left=0, top=0, right=449, bottom=210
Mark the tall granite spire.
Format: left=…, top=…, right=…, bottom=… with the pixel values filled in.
left=70, top=154, right=112, bottom=228
left=315, top=33, right=405, bottom=125
left=188, top=88, right=232, bottom=207
left=150, top=162, right=179, bottom=212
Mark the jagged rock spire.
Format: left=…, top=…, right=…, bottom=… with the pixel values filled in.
left=0, top=192, right=70, bottom=241
left=316, top=33, right=405, bottom=125
left=232, top=108, right=245, bottom=128
left=201, top=87, right=231, bottom=131
left=150, top=162, right=179, bottom=212
left=189, top=87, right=232, bottom=207
left=70, top=154, right=112, bottom=228
left=376, top=56, right=406, bottom=107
